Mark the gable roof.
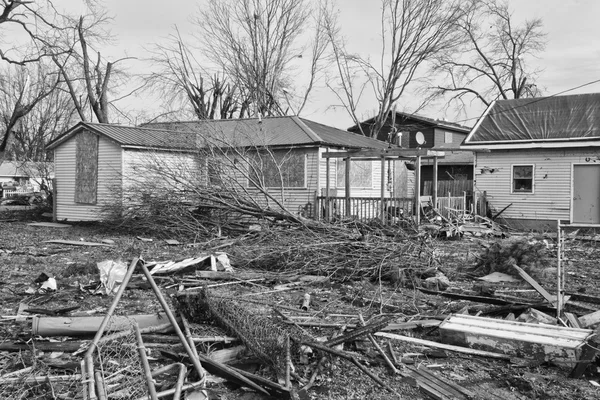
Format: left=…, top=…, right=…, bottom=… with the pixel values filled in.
left=463, top=92, right=600, bottom=149
left=46, top=122, right=197, bottom=151
left=144, top=116, right=391, bottom=149
left=47, top=117, right=391, bottom=152
left=348, top=111, right=471, bottom=134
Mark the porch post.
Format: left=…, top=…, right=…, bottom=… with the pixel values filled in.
left=415, top=155, right=421, bottom=225
left=380, top=156, right=386, bottom=222
left=325, top=157, right=330, bottom=221
left=432, top=156, right=438, bottom=209
left=345, top=157, right=351, bottom=217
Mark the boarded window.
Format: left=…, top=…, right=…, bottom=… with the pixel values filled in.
left=336, top=160, right=373, bottom=188
left=512, top=165, right=533, bottom=193
left=75, top=131, right=99, bottom=203
left=249, top=150, right=306, bottom=188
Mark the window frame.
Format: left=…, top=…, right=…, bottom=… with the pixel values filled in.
left=511, top=164, right=535, bottom=194
left=335, top=159, right=374, bottom=189
left=247, top=150, right=308, bottom=189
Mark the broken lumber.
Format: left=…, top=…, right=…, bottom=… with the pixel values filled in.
left=300, top=339, right=398, bottom=394
left=406, top=365, right=475, bottom=400
left=160, top=350, right=269, bottom=396
left=44, top=239, right=113, bottom=247
left=374, top=332, right=512, bottom=360
left=32, top=314, right=173, bottom=336
left=578, top=310, right=600, bottom=328
left=512, top=264, right=556, bottom=306
left=324, top=317, right=390, bottom=347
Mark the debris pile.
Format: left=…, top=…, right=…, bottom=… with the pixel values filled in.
left=2, top=220, right=600, bottom=399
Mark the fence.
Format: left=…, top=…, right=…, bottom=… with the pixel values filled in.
left=422, top=179, right=472, bottom=197
left=431, top=193, right=467, bottom=220
left=2, top=188, right=33, bottom=198
left=315, top=196, right=414, bottom=223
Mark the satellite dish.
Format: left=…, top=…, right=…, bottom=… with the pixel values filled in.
left=415, top=131, right=425, bottom=146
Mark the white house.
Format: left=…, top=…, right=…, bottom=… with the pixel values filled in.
left=46, top=117, right=394, bottom=221
left=462, top=92, right=600, bottom=230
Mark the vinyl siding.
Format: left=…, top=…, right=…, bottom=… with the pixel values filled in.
left=474, top=148, right=600, bottom=221
left=54, top=133, right=122, bottom=221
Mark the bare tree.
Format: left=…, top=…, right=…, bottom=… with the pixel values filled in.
left=147, top=29, right=250, bottom=121
left=196, top=0, right=327, bottom=117
left=0, top=63, right=75, bottom=161
left=51, top=12, right=129, bottom=123
left=430, top=0, right=546, bottom=112
left=0, top=61, right=65, bottom=162
left=324, top=0, right=465, bottom=138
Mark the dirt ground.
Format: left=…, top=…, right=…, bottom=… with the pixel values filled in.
left=2, top=209, right=600, bottom=399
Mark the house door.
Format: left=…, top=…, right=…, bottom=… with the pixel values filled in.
left=573, top=165, right=600, bottom=224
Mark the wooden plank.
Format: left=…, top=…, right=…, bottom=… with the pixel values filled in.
left=407, top=365, right=475, bottom=400
left=512, top=264, right=556, bottom=306
left=564, top=312, right=582, bottom=329
left=375, top=332, right=511, bottom=360
left=44, top=239, right=114, bottom=247
left=27, top=222, right=71, bottom=228
left=578, top=310, right=600, bottom=328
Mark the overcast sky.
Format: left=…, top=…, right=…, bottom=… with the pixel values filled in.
left=62, top=0, right=600, bottom=129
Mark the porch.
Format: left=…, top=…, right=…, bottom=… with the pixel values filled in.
left=314, top=193, right=468, bottom=224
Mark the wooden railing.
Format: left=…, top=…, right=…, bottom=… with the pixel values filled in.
left=315, top=194, right=468, bottom=224
left=2, top=188, right=33, bottom=198
left=315, top=196, right=414, bottom=224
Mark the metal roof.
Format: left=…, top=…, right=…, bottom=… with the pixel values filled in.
left=47, top=117, right=392, bottom=151
left=46, top=122, right=196, bottom=151
left=464, top=92, right=600, bottom=144
left=143, top=116, right=391, bottom=149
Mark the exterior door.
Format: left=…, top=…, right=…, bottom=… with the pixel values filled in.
left=573, top=165, right=600, bottom=224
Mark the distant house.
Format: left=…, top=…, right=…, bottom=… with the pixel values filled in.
left=348, top=111, right=473, bottom=198
left=0, top=161, right=29, bottom=185
left=462, top=92, right=600, bottom=230
left=46, top=117, right=392, bottom=221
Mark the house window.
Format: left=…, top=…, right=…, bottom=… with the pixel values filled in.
left=336, top=160, right=373, bottom=188
left=444, top=131, right=452, bottom=143
left=249, top=150, right=306, bottom=188
left=512, top=165, right=534, bottom=193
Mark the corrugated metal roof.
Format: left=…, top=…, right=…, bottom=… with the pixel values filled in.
left=47, top=122, right=197, bottom=150
left=143, top=116, right=391, bottom=149
left=48, top=117, right=392, bottom=151
left=465, top=92, right=600, bottom=144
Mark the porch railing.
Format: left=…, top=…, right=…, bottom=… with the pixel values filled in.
left=315, top=196, right=414, bottom=223
left=315, top=193, right=468, bottom=224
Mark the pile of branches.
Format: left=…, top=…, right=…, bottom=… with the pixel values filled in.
left=465, top=238, right=552, bottom=278
left=228, top=223, right=439, bottom=282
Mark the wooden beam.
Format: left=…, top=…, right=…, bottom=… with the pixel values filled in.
left=512, top=264, right=556, bottom=306
left=323, top=148, right=445, bottom=159
left=380, top=156, right=386, bottom=222
left=345, top=157, right=351, bottom=217
left=432, top=156, right=438, bottom=209
left=375, top=332, right=511, bottom=360
left=325, top=157, right=330, bottom=220
left=415, top=155, right=421, bottom=225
